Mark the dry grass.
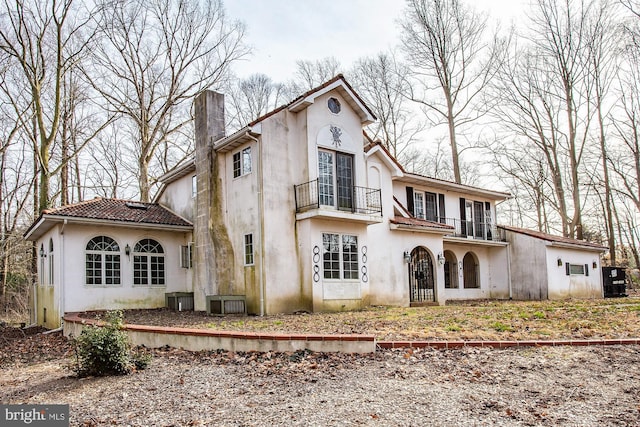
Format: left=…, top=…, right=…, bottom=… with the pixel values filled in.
left=115, top=297, right=640, bottom=342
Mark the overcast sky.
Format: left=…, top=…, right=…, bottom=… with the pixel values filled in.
left=225, top=0, right=528, bottom=82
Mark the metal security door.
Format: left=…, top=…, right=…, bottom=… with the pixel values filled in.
left=409, top=247, right=435, bottom=302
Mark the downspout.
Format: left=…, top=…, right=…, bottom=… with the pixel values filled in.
left=59, top=219, right=67, bottom=326
left=247, top=132, right=265, bottom=316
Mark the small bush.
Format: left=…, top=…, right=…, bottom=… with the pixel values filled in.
left=72, top=310, right=151, bottom=377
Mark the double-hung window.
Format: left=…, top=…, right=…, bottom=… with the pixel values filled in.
left=244, top=234, right=254, bottom=266
left=233, top=147, right=252, bottom=178
left=322, top=233, right=358, bottom=280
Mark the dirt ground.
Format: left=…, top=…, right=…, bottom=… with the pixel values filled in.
left=1, top=326, right=639, bottom=426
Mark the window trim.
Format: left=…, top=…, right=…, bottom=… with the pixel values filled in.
left=180, top=243, right=193, bottom=269
left=48, top=238, right=54, bottom=286
left=244, top=233, right=254, bottom=266
left=233, top=146, right=252, bottom=178
left=322, top=233, right=359, bottom=281
left=85, top=236, right=121, bottom=287
left=133, top=238, right=166, bottom=287
left=568, top=263, right=586, bottom=276
left=413, top=191, right=425, bottom=219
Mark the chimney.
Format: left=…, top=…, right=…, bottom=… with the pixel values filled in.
left=193, top=91, right=225, bottom=307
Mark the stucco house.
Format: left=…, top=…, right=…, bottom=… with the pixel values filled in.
left=24, top=75, right=607, bottom=327
left=23, top=198, right=193, bottom=328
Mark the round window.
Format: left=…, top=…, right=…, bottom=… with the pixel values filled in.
left=328, top=97, right=341, bottom=114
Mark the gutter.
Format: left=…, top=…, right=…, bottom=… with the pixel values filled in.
left=59, top=219, right=66, bottom=328
left=246, top=133, right=265, bottom=316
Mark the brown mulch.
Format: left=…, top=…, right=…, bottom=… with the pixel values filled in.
left=80, top=297, right=640, bottom=342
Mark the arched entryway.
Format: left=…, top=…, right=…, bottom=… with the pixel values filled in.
left=463, top=252, right=480, bottom=288
left=408, top=247, right=435, bottom=302
left=444, top=250, right=458, bottom=289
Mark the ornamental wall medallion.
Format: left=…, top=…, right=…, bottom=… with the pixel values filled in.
left=330, top=125, right=342, bottom=147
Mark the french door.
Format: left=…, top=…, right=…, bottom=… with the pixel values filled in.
left=318, top=150, right=354, bottom=211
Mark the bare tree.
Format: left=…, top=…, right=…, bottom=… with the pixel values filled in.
left=400, top=0, right=503, bottom=184
left=349, top=52, right=426, bottom=162
left=585, top=0, right=621, bottom=262
left=225, top=73, right=287, bottom=131
left=0, top=0, right=95, bottom=213
left=290, top=57, right=341, bottom=93
left=88, top=0, right=248, bottom=201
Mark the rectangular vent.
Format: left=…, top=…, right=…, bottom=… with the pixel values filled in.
left=165, top=292, right=194, bottom=311
left=206, top=295, right=246, bottom=315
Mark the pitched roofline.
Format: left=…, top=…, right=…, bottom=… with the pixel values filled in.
left=399, top=172, right=512, bottom=201
left=499, top=225, right=607, bottom=252
left=247, top=74, right=376, bottom=127
left=24, top=197, right=193, bottom=241
left=364, top=139, right=405, bottom=177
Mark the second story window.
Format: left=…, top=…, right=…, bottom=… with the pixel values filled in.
left=233, top=147, right=252, bottom=178
left=318, top=149, right=354, bottom=210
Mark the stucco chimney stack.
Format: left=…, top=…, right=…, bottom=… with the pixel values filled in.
left=193, top=91, right=226, bottom=309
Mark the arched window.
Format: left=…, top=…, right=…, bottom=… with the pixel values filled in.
left=48, top=238, right=54, bottom=286
left=86, top=236, right=121, bottom=286
left=133, top=239, right=165, bottom=286
left=463, top=252, right=479, bottom=289
left=444, top=250, right=458, bottom=289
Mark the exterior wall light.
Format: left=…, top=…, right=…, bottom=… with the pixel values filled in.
left=39, top=246, right=44, bottom=258
left=557, top=257, right=562, bottom=267
left=437, top=252, right=445, bottom=265
left=125, top=244, right=131, bottom=257
left=403, top=251, right=411, bottom=263
left=592, top=261, right=597, bottom=269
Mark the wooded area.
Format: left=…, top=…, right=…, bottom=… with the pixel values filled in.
left=1, top=0, right=639, bottom=316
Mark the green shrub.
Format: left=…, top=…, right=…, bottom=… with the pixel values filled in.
left=72, top=310, right=151, bottom=377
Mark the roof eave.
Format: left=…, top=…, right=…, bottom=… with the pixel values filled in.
left=389, top=223, right=454, bottom=235
left=213, top=125, right=262, bottom=153
left=25, top=214, right=193, bottom=241
left=288, top=80, right=376, bottom=125
left=397, top=174, right=511, bottom=201
left=548, top=241, right=608, bottom=252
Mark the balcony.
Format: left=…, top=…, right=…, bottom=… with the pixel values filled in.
left=294, top=179, right=382, bottom=223
left=441, top=218, right=506, bottom=242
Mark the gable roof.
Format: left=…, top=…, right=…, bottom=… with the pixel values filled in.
left=500, top=225, right=607, bottom=251
left=24, top=197, right=192, bottom=241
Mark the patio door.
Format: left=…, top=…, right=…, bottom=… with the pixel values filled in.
left=318, top=150, right=353, bottom=210
left=336, top=153, right=354, bottom=211
left=408, top=247, right=435, bottom=303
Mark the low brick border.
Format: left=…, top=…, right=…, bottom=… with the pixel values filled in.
left=62, top=313, right=376, bottom=354
left=63, top=313, right=640, bottom=354
left=377, top=339, right=640, bottom=349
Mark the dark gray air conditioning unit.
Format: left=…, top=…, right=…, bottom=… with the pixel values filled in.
left=165, top=292, right=194, bottom=311
left=206, top=295, right=246, bottom=315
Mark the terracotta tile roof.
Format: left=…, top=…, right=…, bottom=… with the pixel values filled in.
left=390, top=215, right=454, bottom=230
left=500, top=225, right=607, bottom=250
left=41, top=197, right=192, bottom=227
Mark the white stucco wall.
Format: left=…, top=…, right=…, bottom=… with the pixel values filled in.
left=546, top=246, right=603, bottom=299
left=158, top=172, right=196, bottom=222
left=44, top=224, right=192, bottom=314
left=33, top=226, right=62, bottom=328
